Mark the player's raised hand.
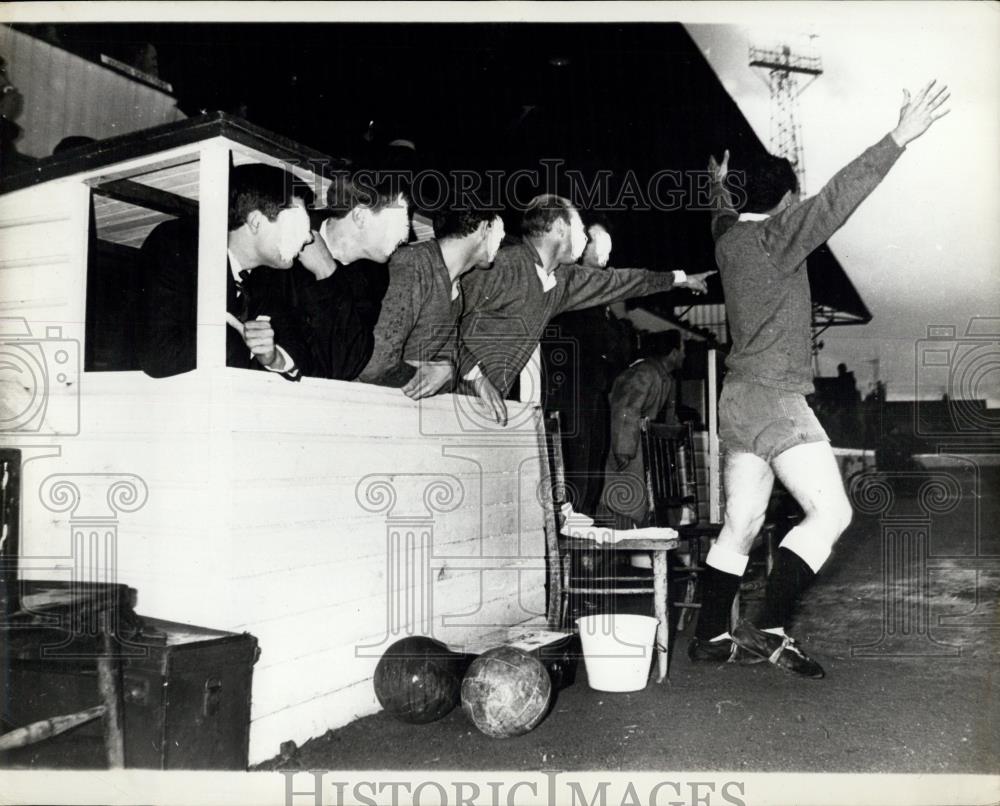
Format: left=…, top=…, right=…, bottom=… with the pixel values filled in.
left=708, top=149, right=730, bottom=183
left=891, top=80, right=950, bottom=146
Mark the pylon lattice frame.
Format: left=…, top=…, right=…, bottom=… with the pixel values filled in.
left=749, top=45, right=823, bottom=194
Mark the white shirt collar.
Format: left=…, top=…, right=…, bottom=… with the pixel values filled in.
left=227, top=248, right=244, bottom=283
left=534, top=263, right=557, bottom=293
left=738, top=212, right=770, bottom=222
left=318, top=220, right=333, bottom=252
left=450, top=280, right=460, bottom=301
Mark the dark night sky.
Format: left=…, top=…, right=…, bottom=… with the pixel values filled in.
left=23, top=21, right=863, bottom=317
left=39, top=24, right=756, bottom=269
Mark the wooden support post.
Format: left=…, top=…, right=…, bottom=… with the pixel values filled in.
left=653, top=549, right=669, bottom=683
left=96, top=622, right=125, bottom=768
left=196, top=142, right=231, bottom=371
left=707, top=347, right=721, bottom=524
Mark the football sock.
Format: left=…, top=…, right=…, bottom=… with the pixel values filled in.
left=757, top=547, right=817, bottom=631
left=695, top=544, right=749, bottom=641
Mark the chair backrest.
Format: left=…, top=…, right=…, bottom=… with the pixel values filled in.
left=639, top=418, right=698, bottom=528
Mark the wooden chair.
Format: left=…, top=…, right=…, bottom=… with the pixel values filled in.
left=544, top=412, right=680, bottom=683
left=642, top=421, right=785, bottom=627
left=639, top=419, right=722, bottom=629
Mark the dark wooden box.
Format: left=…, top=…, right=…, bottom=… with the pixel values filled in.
left=2, top=616, right=259, bottom=770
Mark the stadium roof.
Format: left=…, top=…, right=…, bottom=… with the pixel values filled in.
left=10, top=21, right=870, bottom=326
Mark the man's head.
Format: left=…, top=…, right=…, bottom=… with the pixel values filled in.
left=325, top=171, right=411, bottom=262
left=228, top=164, right=314, bottom=269
left=521, top=194, right=587, bottom=263
left=741, top=154, right=799, bottom=215
left=645, top=329, right=685, bottom=370
left=580, top=222, right=613, bottom=269
left=434, top=207, right=506, bottom=268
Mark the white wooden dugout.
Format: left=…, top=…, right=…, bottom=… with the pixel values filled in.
left=0, top=115, right=555, bottom=763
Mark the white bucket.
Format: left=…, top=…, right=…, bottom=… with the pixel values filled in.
left=575, top=614, right=658, bottom=692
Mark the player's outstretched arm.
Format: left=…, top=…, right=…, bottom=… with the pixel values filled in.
left=708, top=149, right=738, bottom=242
left=766, top=80, right=951, bottom=272
left=890, top=80, right=951, bottom=147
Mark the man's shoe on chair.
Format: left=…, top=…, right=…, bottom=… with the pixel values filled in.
left=731, top=621, right=825, bottom=679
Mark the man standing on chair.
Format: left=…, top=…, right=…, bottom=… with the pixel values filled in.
left=690, top=81, right=950, bottom=677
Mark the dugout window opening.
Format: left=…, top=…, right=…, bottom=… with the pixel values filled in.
left=83, top=153, right=202, bottom=373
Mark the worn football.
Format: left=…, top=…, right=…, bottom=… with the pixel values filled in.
left=373, top=636, right=473, bottom=724
left=460, top=645, right=552, bottom=738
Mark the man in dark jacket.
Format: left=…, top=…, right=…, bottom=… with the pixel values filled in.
left=247, top=171, right=411, bottom=381
left=599, top=329, right=684, bottom=527
left=542, top=220, right=635, bottom=516
left=137, top=164, right=314, bottom=379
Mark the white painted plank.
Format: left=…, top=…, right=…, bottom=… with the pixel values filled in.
left=248, top=579, right=545, bottom=718
left=247, top=679, right=377, bottom=765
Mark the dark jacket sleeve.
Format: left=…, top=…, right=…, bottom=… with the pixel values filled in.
left=360, top=252, right=423, bottom=384
left=765, top=134, right=904, bottom=273
left=456, top=255, right=509, bottom=379
left=137, top=219, right=198, bottom=378
left=559, top=265, right=677, bottom=314
left=293, top=261, right=388, bottom=381
left=241, top=267, right=310, bottom=379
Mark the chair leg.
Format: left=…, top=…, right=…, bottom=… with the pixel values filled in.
left=730, top=591, right=741, bottom=631
left=560, top=553, right=571, bottom=631
left=678, top=575, right=697, bottom=632
left=674, top=545, right=698, bottom=632
left=653, top=549, right=669, bottom=683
